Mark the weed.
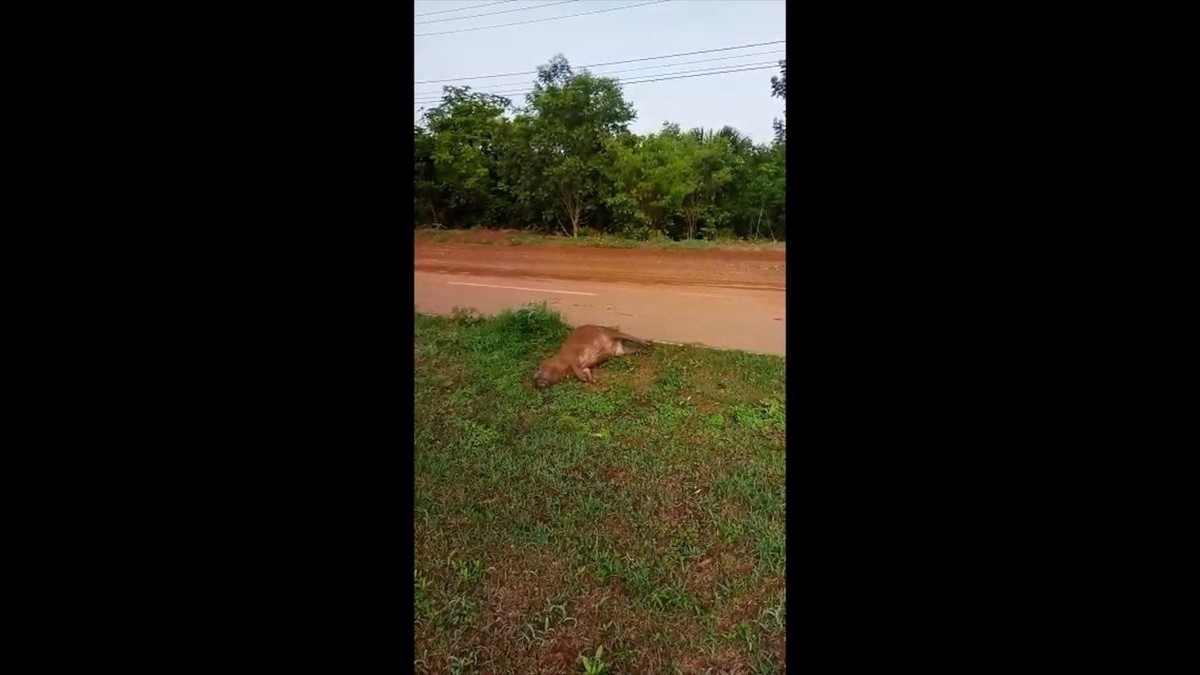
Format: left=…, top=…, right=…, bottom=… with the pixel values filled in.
left=594, top=553, right=624, bottom=584
left=622, top=559, right=656, bottom=602
left=730, top=397, right=786, bottom=431
left=750, top=651, right=780, bottom=674
left=579, top=645, right=610, bottom=675
left=647, top=580, right=696, bottom=613
left=757, top=596, right=786, bottom=632
left=447, top=651, right=478, bottom=675
left=731, top=621, right=759, bottom=652
left=714, top=517, right=746, bottom=548
left=414, top=570, right=439, bottom=625
left=446, top=595, right=480, bottom=629
left=753, top=522, right=787, bottom=576
left=449, top=557, right=483, bottom=587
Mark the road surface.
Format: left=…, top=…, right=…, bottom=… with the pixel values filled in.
left=414, top=238, right=786, bottom=356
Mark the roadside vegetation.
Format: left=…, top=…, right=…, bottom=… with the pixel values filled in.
left=415, top=226, right=786, bottom=252
left=414, top=55, right=787, bottom=242
left=414, top=304, right=786, bottom=673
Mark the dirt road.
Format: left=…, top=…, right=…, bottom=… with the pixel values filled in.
left=414, top=238, right=787, bottom=356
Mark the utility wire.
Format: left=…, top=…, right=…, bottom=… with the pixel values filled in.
left=416, top=0, right=577, bottom=25
left=414, top=39, right=784, bottom=84
left=415, top=0, right=669, bottom=37
left=413, top=62, right=779, bottom=101
left=413, top=63, right=779, bottom=106
left=412, top=0, right=516, bottom=17
left=415, top=49, right=783, bottom=98
left=620, top=63, right=777, bottom=85
left=468, top=61, right=777, bottom=98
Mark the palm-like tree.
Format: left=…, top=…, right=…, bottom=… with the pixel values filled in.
left=717, top=126, right=753, bottom=155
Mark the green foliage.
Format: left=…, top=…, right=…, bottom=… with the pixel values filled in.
left=416, top=55, right=786, bottom=240
left=415, top=87, right=513, bottom=228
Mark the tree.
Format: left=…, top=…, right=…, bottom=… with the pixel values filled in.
left=521, top=55, right=635, bottom=237
left=717, top=125, right=754, bottom=156
left=709, top=127, right=759, bottom=238
left=605, top=125, right=692, bottom=238
left=678, top=129, right=740, bottom=239
left=418, top=87, right=513, bottom=227
left=770, top=60, right=786, bottom=143
left=743, top=142, right=786, bottom=240
left=491, top=114, right=538, bottom=228
left=414, top=125, right=440, bottom=227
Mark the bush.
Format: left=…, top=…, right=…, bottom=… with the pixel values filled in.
left=482, top=302, right=572, bottom=354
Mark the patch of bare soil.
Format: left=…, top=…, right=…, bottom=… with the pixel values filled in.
left=600, top=512, right=637, bottom=549
left=715, top=575, right=786, bottom=634
left=532, top=588, right=605, bottom=674
left=683, top=550, right=758, bottom=609
left=414, top=238, right=786, bottom=291
left=602, top=463, right=634, bottom=488
left=676, top=649, right=752, bottom=675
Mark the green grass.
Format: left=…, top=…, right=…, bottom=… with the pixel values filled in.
left=414, top=303, right=786, bottom=674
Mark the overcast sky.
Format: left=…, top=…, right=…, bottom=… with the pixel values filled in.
left=414, top=0, right=786, bottom=144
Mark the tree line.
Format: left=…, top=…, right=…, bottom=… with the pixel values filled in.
left=414, top=55, right=786, bottom=241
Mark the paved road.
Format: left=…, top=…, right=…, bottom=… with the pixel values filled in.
left=414, top=271, right=786, bottom=356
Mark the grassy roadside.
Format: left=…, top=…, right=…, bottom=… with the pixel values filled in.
left=414, top=304, right=786, bottom=674
left=415, top=227, right=786, bottom=252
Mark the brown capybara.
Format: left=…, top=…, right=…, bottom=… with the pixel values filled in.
left=533, top=325, right=652, bottom=388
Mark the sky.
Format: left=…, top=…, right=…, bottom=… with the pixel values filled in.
left=414, top=0, right=786, bottom=145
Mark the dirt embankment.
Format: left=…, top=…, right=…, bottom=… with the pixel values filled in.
left=414, top=237, right=786, bottom=291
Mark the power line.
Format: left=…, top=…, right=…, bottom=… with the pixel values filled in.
left=414, top=0, right=517, bottom=18
left=452, top=61, right=779, bottom=99
left=414, top=39, right=785, bottom=84
left=415, top=54, right=783, bottom=100
left=416, top=0, right=577, bottom=25
left=621, top=63, right=778, bottom=86
left=415, top=62, right=780, bottom=102
left=415, top=0, right=669, bottom=37
left=562, top=39, right=783, bottom=72
left=413, top=63, right=779, bottom=106
left=415, top=49, right=783, bottom=98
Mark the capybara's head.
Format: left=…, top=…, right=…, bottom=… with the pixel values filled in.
left=533, top=360, right=567, bottom=389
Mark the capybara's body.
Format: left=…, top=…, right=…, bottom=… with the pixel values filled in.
left=533, top=325, right=652, bottom=388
